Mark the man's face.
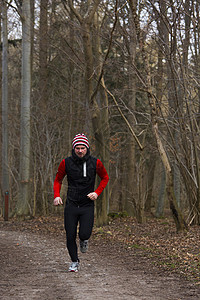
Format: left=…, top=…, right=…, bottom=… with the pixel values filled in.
left=74, top=145, right=87, bottom=158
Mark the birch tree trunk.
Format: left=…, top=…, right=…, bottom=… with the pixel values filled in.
left=17, top=0, right=32, bottom=218
left=1, top=0, right=9, bottom=204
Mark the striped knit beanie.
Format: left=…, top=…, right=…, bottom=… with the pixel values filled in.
left=72, top=133, right=90, bottom=149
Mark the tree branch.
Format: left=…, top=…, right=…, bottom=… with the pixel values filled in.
left=101, top=81, right=143, bottom=151
left=66, top=0, right=83, bottom=24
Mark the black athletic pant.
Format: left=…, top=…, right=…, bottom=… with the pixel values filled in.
left=64, top=202, right=94, bottom=262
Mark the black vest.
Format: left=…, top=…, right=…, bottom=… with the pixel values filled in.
left=65, top=150, right=97, bottom=206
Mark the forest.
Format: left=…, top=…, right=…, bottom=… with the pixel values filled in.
left=1, top=0, right=200, bottom=231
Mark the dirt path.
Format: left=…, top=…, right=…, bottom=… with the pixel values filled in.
left=0, top=229, right=199, bottom=300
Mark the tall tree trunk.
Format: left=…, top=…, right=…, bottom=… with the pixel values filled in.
left=39, top=0, right=49, bottom=214
left=1, top=0, right=9, bottom=208
left=153, top=2, right=166, bottom=215
left=92, top=11, right=110, bottom=221
left=82, top=20, right=108, bottom=225
left=17, top=0, right=32, bottom=218
left=183, top=0, right=200, bottom=224
left=1, top=0, right=9, bottom=217
left=30, top=0, right=34, bottom=75
left=124, top=2, right=137, bottom=217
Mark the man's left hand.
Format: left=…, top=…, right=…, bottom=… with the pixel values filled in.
left=87, top=192, right=98, bottom=201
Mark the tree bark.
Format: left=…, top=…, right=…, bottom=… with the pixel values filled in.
left=39, top=0, right=49, bottom=214
left=1, top=0, right=9, bottom=202
left=17, top=0, right=32, bottom=218
left=124, top=1, right=137, bottom=217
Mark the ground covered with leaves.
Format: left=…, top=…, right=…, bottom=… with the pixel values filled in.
left=0, top=213, right=200, bottom=299
left=93, top=214, right=200, bottom=284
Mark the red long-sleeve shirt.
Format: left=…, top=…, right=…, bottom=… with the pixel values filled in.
left=54, top=158, right=109, bottom=199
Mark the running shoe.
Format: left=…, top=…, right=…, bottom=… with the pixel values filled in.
left=68, top=261, right=79, bottom=272
left=80, top=239, right=89, bottom=253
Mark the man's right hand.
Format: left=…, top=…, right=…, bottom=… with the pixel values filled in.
left=54, top=197, right=63, bottom=206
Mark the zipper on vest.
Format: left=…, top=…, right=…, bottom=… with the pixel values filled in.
left=83, top=162, right=87, bottom=177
